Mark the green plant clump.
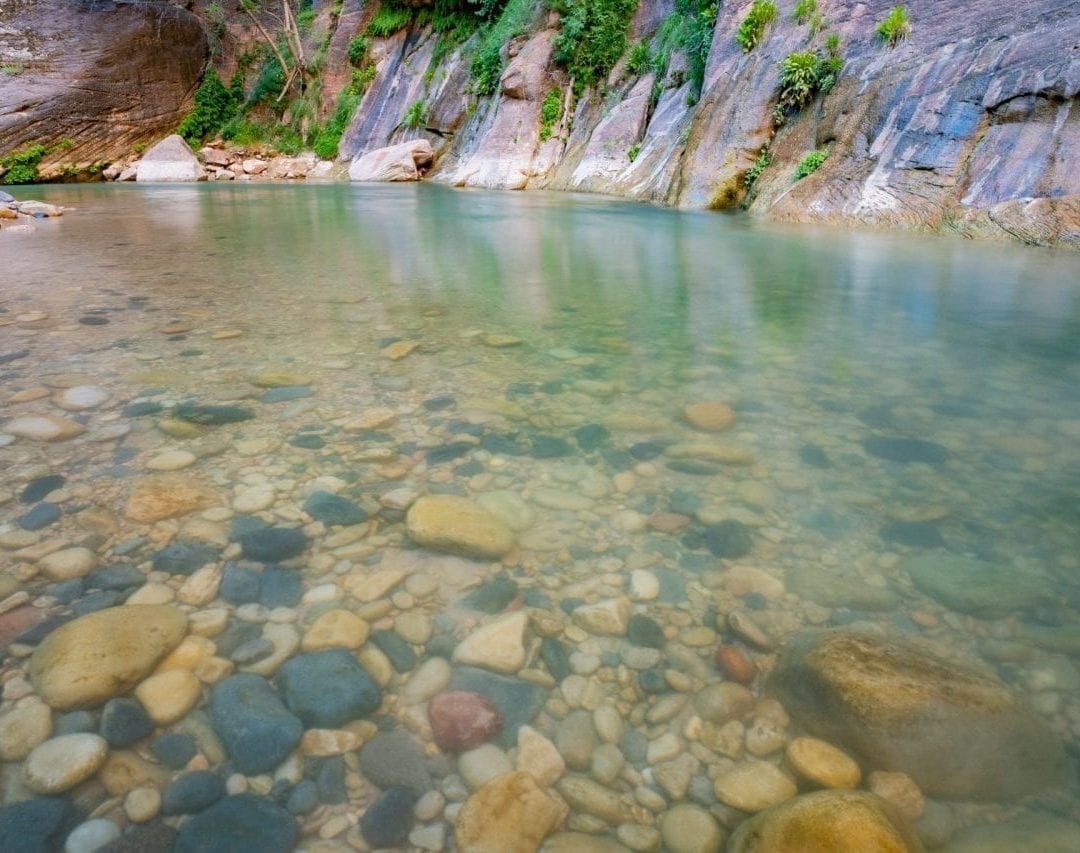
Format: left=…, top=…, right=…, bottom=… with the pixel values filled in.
left=551, top=0, right=638, bottom=93
left=539, top=88, right=562, bottom=141
left=651, top=0, right=718, bottom=102
left=743, top=148, right=771, bottom=188
left=178, top=67, right=240, bottom=144
left=313, top=85, right=360, bottom=160
left=627, top=143, right=640, bottom=162
left=735, top=0, right=776, bottom=53
left=469, top=0, right=533, bottom=95
left=366, top=5, right=413, bottom=37
left=794, top=149, right=827, bottom=179
left=877, top=5, right=912, bottom=47
left=1, top=144, right=48, bottom=185
left=776, top=37, right=843, bottom=119
left=792, top=0, right=815, bottom=23
left=402, top=100, right=427, bottom=129
left=347, top=35, right=369, bottom=66
left=626, top=40, right=651, bottom=75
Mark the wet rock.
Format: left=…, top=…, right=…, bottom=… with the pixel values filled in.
left=173, top=403, right=254, bottom=425
left=126, top=475, right=215, bottom=522
left=555, top=710, right=598, bottom=772
left=461, top=574, right=519, bottom=613
left=716, top=645, right=756, bottom=684
left=768, top=628, right=1068, bottom=800
left=0, top=696, right=52, bottom=760
left=360, top=786, right=417, bottom=848
left=65, top=818, right=121, bottom=852
left=556, top=773, right=625, bottom=824
left=572, top=597, right=630, bottom=636
left=449, top=667, right=548, bottom=748
left=30, top=605, right=187, bottom=710
left=359, top=729, right=433, bottom=793
left=151, top=732, right=197, bottom=769
left=683, top=401, right=734, bottom=431
left=702, top=519, right=753, bottom=558
left=349, top=139, right=434, bottom=182
left=38, top=547, right=97, bottom=581
left=452, top=611, right=528, bottom=674
left=24, top=733, right=108, bottom=793
left=136, top=135, right=207, bottom=182
left=20, top=502, right=61, bottom=531
left=863, top=437, right=948, bottom=465
left=152, top=539, right=218, bottom=575
left=133, top=669, right=202, bottom=725
left=258, top=566, right=302, bottom=608
left=786, top=737, right=861, bottom=789
left=903, top=553, right=1054, bottom=617
left=939, top=813, right=1080, bottom=853
left=301, top=609, right=369, bottom=651
left=100, top=697, right=154, bottom=748
left=370, top=628, right=417, bottom=672
left=516, top=725, right=565, bottom=786
left=626, top=614, right=665, bottom=649
left=277, top=650, right=381, bottom=728
left=0, top=796, right=79, bottom=852
left=456, top=771, right=568, bottom=853
left=714, top=760, right=797, bottom=812
left=659, top=804, right=724, bottom=853
left=162, top=770, right=226, bottom=815
left=406, top=495, right=516, bottom=559
left=5, top=415, right=86, bottom=442
left=302, top=491, right=367, bottom=526
left=210, top=674, right=303, bottom=775
left=429, top=691, right=503, bottom=752
left=239, top=527, right=306, bottom=562
left=173, top=794, right=297, bottom=853
left=20, top=474, right=66, bottom=503
left=727, top=790, right=922, bottom=852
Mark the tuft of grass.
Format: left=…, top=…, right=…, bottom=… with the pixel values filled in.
left=1, top=144, right=48, bottom=185
left=652, top=0, right=718, bottom=101
left=743, top=148, right=771, bottom=188
left=626, top=40, right=651, bottom=75
left=627, top=143, right=640, bottom=162
left=792, top=0, right=815, bottom=23
left=347, top=35, right=369, bottom=66
left=877, top=5, right=912, bottom=47
left=1, top=63, right=24, bottom=76
left=775, top=38, right=843, bottom=122
left=539, top=88, right=562, bottom=141
left=402, top=100, right=427, bottom=129
left=366, top=6, right=413, bottom=37
left=735, top=0, right=776, bottom=53
left=178, top=67, right=240, bottom=144
left=468, top=0, right=532, bottom=95
left=551, top=0, right=639, bottom=93
left=794, top=149, right=827, bottom=180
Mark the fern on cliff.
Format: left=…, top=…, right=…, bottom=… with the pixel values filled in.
left=178, top=68, right=241, bottom=144
left=550, top=0, right=638, bottom=93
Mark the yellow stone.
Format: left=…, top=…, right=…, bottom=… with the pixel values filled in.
left=8, top=387, right=50, bottom=403
left=406, top=495, right=515, bottom=559
left=155, top=635, right=217, bottom=674
left=211, top=329, right=243, bottom=340
left=786, top=737, right=861, bottom=789
left=134, top=669, right=202, bottom=725
left=683, top=401, right=735, bottom=431
left=301, top=609, right=370, bottom=651
left=483, top=334, right=522, bottom=347
left=126, top=475, right=217, bottom=522
left=344, top=568, right=406, bottom=603
left=250, top=371, right=312, bottom=388
left=456, top=771, right=568, bottom=853
left=157, top=418, right=205, bottom=439
left=452, top=612, right=528, bottom=674
left=342, top=407, right=397, bottom=431
left=100, top=750, right=172, bottom=795
left=300, top=728, right=364, bottom=756
left=382, top=340, right=419, bottom=360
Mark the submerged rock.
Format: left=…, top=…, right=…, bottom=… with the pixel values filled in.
left=903, top=553, right=1055, bottom=617
left=768, top=629, right=1068, bottom=800
left=209, top=674, right=303, bottom=775
left=173, top=794, right=297, bottom=853
left=406, top=495, right=516, bottom=559
left=727, top=790, right=923, bottom=853
left=455, top=771, right=568, bottom=853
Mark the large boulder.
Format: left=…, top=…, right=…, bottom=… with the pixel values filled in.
left=768, top=629, right=1068, bottom=800
left=349, top=140, right=434, bottom=182
left=727, top=790, right=923, bottom=853
left=136, top=135, right=207, bottom=182
left=29, top=605, right=188, bottom=711
left=0, top=1, right=206, bottom=170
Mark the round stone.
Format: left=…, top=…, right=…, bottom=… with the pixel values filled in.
left=134, top=669, right=202, bottom=725
left=125, top=787, right=162, bottom=823
left=406, top=495, right=515, bottom=559
left=301, top=609, right=369, bottom=651
left=38, top=547, right=97, bottom=581
left=428, top=691, right=503, bottom=752
left=659, top=804, right=724, bottom=853
left=58, top=386, right=110, bottom=410
left=63, top=818, right=121, bottom=853
left=786, top=737, right=861, bottom=789
left=714, top=760, right=797, bottom=812
left=6, top=415, right=86, bottom=441
left=683, top=402, right=734, bottom=431
left=0, top=696, right=53, bottom=761
left=24, top=734, right=109, bottom=793
left=146, top=450, right=197, bottom=471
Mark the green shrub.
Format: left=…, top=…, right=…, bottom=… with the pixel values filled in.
left=735, top=0, right=776, bottom=53
left=794, top=149, right=827, bottom=179
left=877, top=6, right=911, bottom=46
left=313, top=86, right=361, bottom=160
left=551, top=0, right=638, bottom=93
left=1, top=144, right=48, bottom=185
left=221, top=118, right=270, bottom=145
left=539, top=88, right=562, bottom=140
left=1, top=63, right=23, bottom=76
left=743, top=148, right=770, bottom=188
left=178, top=68, right=239, bottom=144
left=652, top=0, right=717, bottom=100
left=626, top=41, right=651, bottom=75
left=627, top=143, right=640, bottom=162
left=468, top=0, right=532, bottom=94
left=792, top=0, right=815, bottom=23
left=402, top=100, right=427, bottom=129
left=347, top=35, right=369, bottom=66
left=366, top=6, right=412, bottom=37
left=775, top=41, right=843, bottom=118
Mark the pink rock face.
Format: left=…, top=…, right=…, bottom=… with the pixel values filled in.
left=428, top=691, right=503, bottom=753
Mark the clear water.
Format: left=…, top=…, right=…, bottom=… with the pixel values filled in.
left=3, top=183, right=1080, bottom=844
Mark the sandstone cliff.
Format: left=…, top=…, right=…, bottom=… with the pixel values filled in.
left=1, top=0, right=1076, bottom=247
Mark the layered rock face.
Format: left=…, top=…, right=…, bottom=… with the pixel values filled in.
left=0, top=0, right=207, bottom=172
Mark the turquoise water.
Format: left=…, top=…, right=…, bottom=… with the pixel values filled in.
left=2, top=183, right=1080, bottom=847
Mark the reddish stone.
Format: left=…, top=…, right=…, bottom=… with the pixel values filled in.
left=428, top=691, right=503, bottom=752
left=716, top=645, right=756, bottom=685
left=0, top=605, right=44, bottom=647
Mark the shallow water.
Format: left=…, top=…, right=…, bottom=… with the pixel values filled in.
left=2, top=183, right=1080, bottom=848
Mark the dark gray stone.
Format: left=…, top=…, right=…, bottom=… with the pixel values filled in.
left=360, top=786, right=416, bottom=848
left=151, top=732, right=197, bottom=769
left=210, top=674, right=303, bottom=775
left=173, top=794, right=297, bottom=853
left=276, top=650, right=381, bottom=728
left=151, top=539, right=219, bottom=575
left=302, top=491, right=368, bottom=526
left=19, top=503, right=61, bottom=531
left=240, top=527, right=306, bottom=563
left=162, top=770, right=226, bottom=815
left=100, top=697, right=154, bottom=747
left=20, top=475, right=65, bottom=504
left=358, top=730, right=433, bottom=794
left=0, top=796, right=79, bottom=853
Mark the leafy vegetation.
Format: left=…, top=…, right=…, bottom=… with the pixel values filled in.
left=1, top=144, right=48, bottom=185
left=774, top=36, right=843, bottom=122
left=794, top=148, right=827, bottom=179
left=651, top=0, right=718, bottom=101
left=626, top=40, right=651, bottom=76
left=735, top=0, right=776, bottom=53
left=312, top=66, right=372, bottom=160
left=178, top=68, right=241, bottom=144
left=402, top=100, right=427, bottom=129
left=743, top=148, right=771, bottom=188
left=792, top=0, right=824, bottom=35
left=539, top=88, right=563, bottom=141
left=1, top=63, right=22, bottom=76
left=877, top=5, right=911, bottom=47
left=366, top=6, right=413, bottom=37
left=551, top=0, right=638, bottom=93
left=627, top=143, right=640, bottom=162
left=347, top=36, right=369, bottom=66
left=468, top=0, right=533, bottom=95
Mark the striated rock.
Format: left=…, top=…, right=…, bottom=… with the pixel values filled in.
left=407, top=495, right=516, bottom=559
left=452, top=611, right=528, bottom=674
left=568, top=75, right=652, bottom=192
left=24, top=733, right=108, bottom=793
left=455, top=771, right=568, bottom=853
left=30, top=605, right=187, bottom=710
left=768, top=629, right=1068, bottom=800
left=429, top=691, right=503, bottom=752
left=349, top=140, right=434, bottom=182
left=727, top=790, right=923, bottom=853
left=136, top=135, right=206, bottom=182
